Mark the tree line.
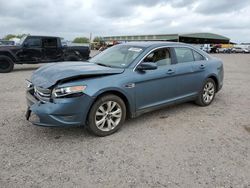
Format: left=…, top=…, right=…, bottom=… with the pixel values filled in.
left=72, top=36, right=102, bottom=43
left=2, top=34, right=102, bottom=43
left=3, top=34, right=28, bottom=40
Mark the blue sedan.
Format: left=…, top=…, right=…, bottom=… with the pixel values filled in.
left=26, top=42, right=224, bottom=136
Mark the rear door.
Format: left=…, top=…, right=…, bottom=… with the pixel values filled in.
left=173, top=47, right=205, bottom=99
left=42, top=38, right=63, bottom=61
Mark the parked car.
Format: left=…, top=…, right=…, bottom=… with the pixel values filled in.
left=26, top=42, right=224, bottom=136
left=0, top=35, right=90, bottom=73
left=217, top=48, right=232, bottom=53
left=0, top=40, right=15, bottom=46
left=210, top=44, right=222, bottom=53
left=231, top=47, right=250, bottom=53
left=200, top=44, right=211, bottom=53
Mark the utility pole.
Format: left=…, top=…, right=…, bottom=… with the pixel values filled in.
left=89, top=32, right=92, bottom=50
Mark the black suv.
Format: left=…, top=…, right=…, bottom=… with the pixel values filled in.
left=0, top=35, right=90, bottom=73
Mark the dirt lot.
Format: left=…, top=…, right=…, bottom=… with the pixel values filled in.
left=0, top=54, right=249, bottom=188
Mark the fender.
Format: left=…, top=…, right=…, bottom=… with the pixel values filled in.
left=64, top=47, right=90, bottom=60
left=92, top=87, right=135, bottom=117
left=0, top=50, right=17, bottom=62
left=205, top=73, right=219, bottom=91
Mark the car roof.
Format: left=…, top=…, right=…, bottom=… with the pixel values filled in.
left=26, top=35, right=60, bottom=39
left=119, top=41, right=212, bottom=59
left=119, top=41, right=191, bottom=48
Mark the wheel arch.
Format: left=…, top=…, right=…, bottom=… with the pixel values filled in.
left=90, top=89, right=134, bottom=119
left=207, top=74, right=219, bottom=92
left=65, top=55, right=80, bottom=61
left=64, top=49, right=82, bottom=60
left=0, top=51, right=17, bottom=62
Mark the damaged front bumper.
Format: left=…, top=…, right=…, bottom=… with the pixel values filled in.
left=25, top=88, right=94, bottom=127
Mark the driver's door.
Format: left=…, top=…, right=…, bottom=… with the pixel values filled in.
left=16, top=37, right=43, bottom=63
left=134, top=47, right=178, bottom=111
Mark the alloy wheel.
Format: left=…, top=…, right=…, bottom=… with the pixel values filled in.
left=95, top=101, right=122, bottom=132
left=202, top=82, right=215, bottom=103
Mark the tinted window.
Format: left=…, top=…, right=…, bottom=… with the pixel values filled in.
left=43, top=38, right=57, bottom=48
left=143, top=48, right=171, bottom=66
left=25, top=38, right=41, bottom=47
left=193, top=50, right=205, bottom=61
left=174, top=47, right=194, bottom=63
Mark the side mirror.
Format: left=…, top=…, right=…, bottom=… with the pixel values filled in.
left=137, top=62, right=157, bottom=71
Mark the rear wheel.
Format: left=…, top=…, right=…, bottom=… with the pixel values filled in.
left=87, top=94, right=126, bottom=136
left=0, top=56, right=14, bottom=73
left=195, top=78, right=216, bottom=106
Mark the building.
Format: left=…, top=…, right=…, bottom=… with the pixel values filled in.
left=102, top=32, right=230, bottom=44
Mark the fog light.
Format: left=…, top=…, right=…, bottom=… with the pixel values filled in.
left=60, top=115, right=75, bottom=121
left=29, top=113, right=40, bottom=123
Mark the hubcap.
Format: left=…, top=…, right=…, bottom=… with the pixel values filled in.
left=95, top=101, right=122, bottom=132
left=202, top=82, right=215, bottom=103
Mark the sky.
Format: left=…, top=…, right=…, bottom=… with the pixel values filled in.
left=0, top=0, right=250, bottom=43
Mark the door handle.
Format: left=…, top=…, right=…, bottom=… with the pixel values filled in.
left=166, top=69, right=175, bottom=74
left=200, top=64, right=206, bottom=69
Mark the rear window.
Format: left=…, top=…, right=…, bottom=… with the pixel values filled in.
left=193, top=50, right=205, bottom=61
left=43, top=38, right=57, bottom=48
left=174, top=47, right=194, bottom=63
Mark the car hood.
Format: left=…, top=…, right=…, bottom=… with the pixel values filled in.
left=0, top=45, right=21, bottom=50
left=31, top=61, right=125, bottom=88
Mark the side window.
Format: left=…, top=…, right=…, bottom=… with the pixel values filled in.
left=174, top=47, right=194, bottom=63
left=25, top=38, right=41, bottom=47
left=193, top=50, right=205, bottom=61
left=143, top=48, right=171, bottom=66
left=43, top=38, right=57, bottom=48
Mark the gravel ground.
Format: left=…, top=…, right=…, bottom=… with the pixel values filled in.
left=0, top=54, right=250, bottom=188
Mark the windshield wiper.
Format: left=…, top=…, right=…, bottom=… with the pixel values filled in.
left=96, top=63, right=113, bottom=68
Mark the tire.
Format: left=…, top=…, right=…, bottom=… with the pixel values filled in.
left=87, top=94, right=126, bottom=136
left=0, top=56, right=14, bottom=73
left=195, top=78, right=216, bottom=106
left=65, top=55, right=79, bottom=61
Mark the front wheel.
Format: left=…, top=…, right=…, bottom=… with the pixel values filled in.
left=195, top=78, right=216, bottom=106
left=87, top=94, right=126, bottom=136
left=0, top=56, right=14, bottom=73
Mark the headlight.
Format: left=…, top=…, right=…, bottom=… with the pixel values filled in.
left=52, top=85, right=87, bottom=98
left=25, top=79, right=33, bottom=88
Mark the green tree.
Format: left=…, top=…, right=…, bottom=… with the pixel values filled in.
left=3, top=34, right=29, bottom=40
left=73, top=37, right=89, bottom=43
left=3, top=34, right=16, bottom=40
left=93, top=36, right=102, bottom=42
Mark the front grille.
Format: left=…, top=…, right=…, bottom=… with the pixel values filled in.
left=34, top=86, right=51, bottom=102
